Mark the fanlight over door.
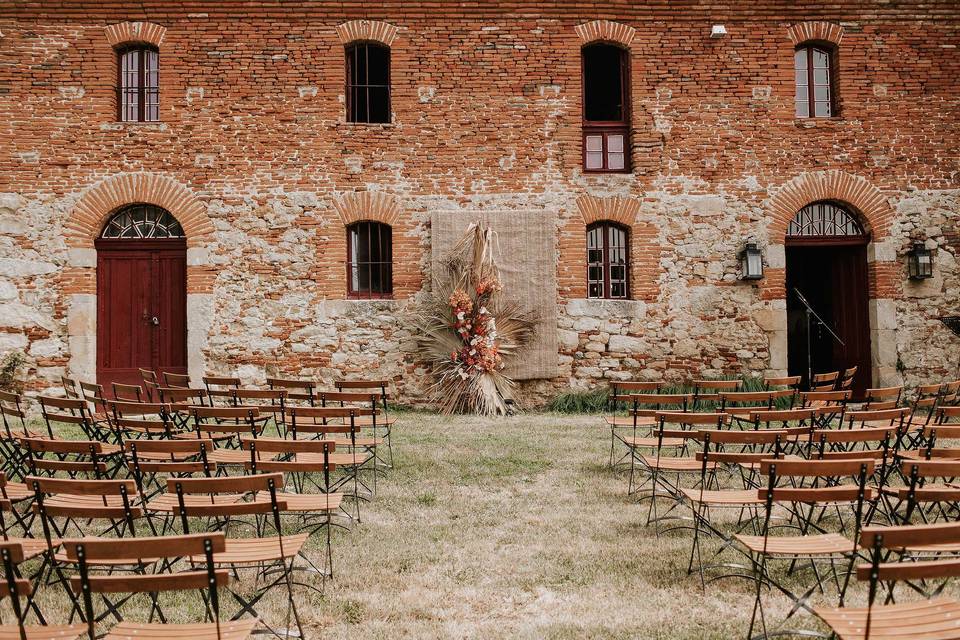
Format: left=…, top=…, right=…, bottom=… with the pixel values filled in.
left=787, top=202, right=867, bottom=240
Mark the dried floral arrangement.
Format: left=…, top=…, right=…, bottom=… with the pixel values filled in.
left=410, top=222, right=537, bottom=415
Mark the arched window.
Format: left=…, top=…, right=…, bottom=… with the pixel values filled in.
left=787, top=202, right=866, bottom=238
left=346, top=43, right=391, bottom=123
left=794, top=43, right=836, bottom=118
left=582, top=43, right=630, bottom=173
left=587, top=221, right=629, bottom=299
left=100, top=204, right=184, bottom=239
left=347, top=221, right=392, bottom=298
left=117, top=44, right=159, bottom=122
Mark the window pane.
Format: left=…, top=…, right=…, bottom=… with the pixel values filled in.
left=813, top=49, right=830, bottom=68
left=813, top=68, right=829, bottom=85
left=585, top=151, right=604, bottom=169
left=794, top=48, right=807, bottom=69
left=610, top=282, right=625, bottom=298
left=795, top=69, right=807, bottom=86
left=349, top=222, right=392, bottom=295
left=795, top=98, right=809, bottom=118
left=607, top=152, right=625, bottom=170
left=583, top=44, right=625, bottom=122
left=607, top=134, right=624, bottom=153
left=814, top=85, right=830, bottom=101
left=585, top=135, right=603, bottom=152
left=589, top=283, right=603, bottom=298
left=814, top=101, right=832, bottom=117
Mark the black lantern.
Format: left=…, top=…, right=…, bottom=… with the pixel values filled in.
left=739, top=242, right=764, bottom=280
left=907, top=242, right=933, bottom=280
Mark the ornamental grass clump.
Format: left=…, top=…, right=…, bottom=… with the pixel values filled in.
left=410, top=222, right=537, bottom=415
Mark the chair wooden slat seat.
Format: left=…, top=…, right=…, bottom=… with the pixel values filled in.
left=146, top=493, right=243, bottom=513
left=623, top=436, right=684, bottom=449
left=603, top=415, right=658, bottom=427
left=816, top=596, right=960, bottom=640
left=0, top=624, right=86, bottom=640
left=103, top=620, right=258, bottom=640
left=191, top=534, right=310, bottom=566
left=251, top=491, right=344, bottom=513
left=639, top=455, right=717, bottom=472
left=735, top=533, right=854, bottom=556
left=680, top=488, right=765, bottom=506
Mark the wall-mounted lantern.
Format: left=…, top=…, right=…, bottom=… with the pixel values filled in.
left=739, top=242, right=764, bottom=280
left=907, top=242, right=933, bottom=280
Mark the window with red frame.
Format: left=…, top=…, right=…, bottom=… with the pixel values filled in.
left=795, top=43, right=837, bottom=118
left=582, top=44, right=630, bottom=172
left=587, top=221, right=629, bottom=299
left=118, top=45, right=159, bottom=122
left=347, top=221, right=393, bottom=298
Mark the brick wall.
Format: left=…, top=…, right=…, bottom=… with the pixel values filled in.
left=0, top=2, right=958, bottom=401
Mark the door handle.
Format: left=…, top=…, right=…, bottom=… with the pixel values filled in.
left=150, top=316, right=159, bottom=326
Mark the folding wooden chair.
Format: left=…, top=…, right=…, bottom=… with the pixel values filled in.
left=815, top=522, right=960, bottom=640
left=334, top=379, right=395, bottom=466
left=315, top=391, right=387, bottom=471
left=167, top=474, right=307, bottom=638
left=604, top=382, right=662, bottom=467
left=719, top=390, right=784, bottom=421
left=242, top=437, right=348, bottom=576
left=838, top=366, right=858, bottom=391
left=885, top=459, right=960, bottom=527
left=203, top=375, right=242, bottom=405
left=800, top=390, right=852, bottom=427
left=266, top=377, right=317, bottom=406
left=286, top=406, right=375, bottom=518
left=640, top=412, right=728, bottom=531
left=79, top=381, right=110, bottom=426
left=0, top=391, right=46, bottom=480
left=125, top=438, right=217, bottom=501
left=738, top=458, right=875, bottom=638
left=157, top=387, right=209, bottom=429
left=618, top=393, right=693, bottom=494
left=0, top=541, right=84, bottom=639
left=20, top=438, right=121, bottom=481
left=683, top=428, right=794, bottom=587
left=691, top=379, right=741, bottom=411
left=912, top=382, right=945, bottom=426
left=64, top=533, right=258, bottom=640
left=0, top=479, right=47, bottom=557
left=161, top=371, right=190, bottom=388
left=139, top=367, right=159, bottom=401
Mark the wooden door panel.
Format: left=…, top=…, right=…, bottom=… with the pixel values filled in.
left=96, top=240, right=187, bottom=390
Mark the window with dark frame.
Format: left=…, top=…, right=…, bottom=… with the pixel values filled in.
left=347, top=221, right=393, bottom=298
left=582, top=43, right=630, bottom=173
left=795, top=43, right=836, bottom=118
left=117, top=45, right=159, bottom=122
left=346, top=43, right=391, bottom=123
left=587, top=221, right=629, bottom=299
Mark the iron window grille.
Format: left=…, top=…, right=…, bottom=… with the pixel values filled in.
left=582, top=43, right=630, bottom=173
left=100, top=204, right=184, bottom=239
left=117, top=45, right=159, bottom=122
left=587, top=221, right=630, bottom=299
left=346, top=43, right=391, bottom=123
left=795, top=43, right=837, bottom=118
left=347, top=221, right=393, bottom=298
left=787, top=202, right=865, bottom=238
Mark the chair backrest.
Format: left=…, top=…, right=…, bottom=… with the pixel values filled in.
left=287, top=405, right=375, bottom=437
left=799, top=390, right=852, bottom=409
left=335, top=379, right=389, bottom=411
left=157, top=387, right=208, bottom=408
left=266, top=377, right=317, bottom=404
left=61, top=375, right=80, bottom=399
left=190, top=406, right=263, bottom=437
left=691, top=380, right=741, bottom=408
left=37, top=395, right=91, bottom=438
left=748, top=408, right=817, bottom=430
left=718, top=391, right=780, bottom=415
left=111, top=382, right=143, bottom=403
left=27, top=476, right=142, bottom=544
left=202, top=375, right=241, bottom=404
left=240, top=437, right=338, bottom=474
left=843, top=407, right=911, bottom=430
left=64, top=533, right=230, bottom=640
left=162, top=371, right=190, bottom=388
left=139, top=368, right=159, bottom=401
left=315, top=390, right=379, bottom=407
left=0, top=541, right=36, bottom=634
left=79, top=381, right=106, bottom=408
left=838, top=366, right=858, bottom=390
left=20, top=438, right=110, bottom=478
left=863, top=386, right=903, bottom=410
left=0, top=390, right=28, bottom=439
left=810, top=370, right=840, bottom=391
left=166, top=473, right=286, bottom=528
left=936, top=406, right=960, bottom=424
left=125, top=438, right=216, bottom=478
left=856, top=522, right=960, bottom=638
left=627, top=393, right=693, bottom=417
left=108, top=400, right=174, bottom=437
left=763, top=374, right=801, bottom=390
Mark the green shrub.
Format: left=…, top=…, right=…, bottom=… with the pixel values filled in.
left=548, top=387, right=609, bottom=413
left=0, top=351, right=25, bottom=393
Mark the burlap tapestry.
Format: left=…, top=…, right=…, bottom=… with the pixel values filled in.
left=431, top=210, right=559, bottom=380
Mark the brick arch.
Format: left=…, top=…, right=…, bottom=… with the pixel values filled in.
left=574, top=20, right=636, bottom=48
left=67, top=173, right=212, bottom=249
left=576, top=195, right=640, bottom=227
left=768, top=170, right=893, bottom=242
left=335, top=20, right=399, bottom=47
left=787, top=21, right=844, bottom=46
left=104, top=21, right=167, bottom=48
left=332, top=192, right=403, bottom=226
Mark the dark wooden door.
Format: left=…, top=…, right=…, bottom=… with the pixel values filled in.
left=96, top=239, right=187, bottom=389
left=830, top=244, right=872, bottom=398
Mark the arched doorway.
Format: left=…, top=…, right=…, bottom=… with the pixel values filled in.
left=95, top=204, right=187, bottom=387
left=785, top=201, right=872, bottom=398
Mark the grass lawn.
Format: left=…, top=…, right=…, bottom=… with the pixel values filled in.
left=304, top=412, right=820, bottom=639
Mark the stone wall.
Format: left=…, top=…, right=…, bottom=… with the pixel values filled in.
left=0, top=2, right=958, bottom=405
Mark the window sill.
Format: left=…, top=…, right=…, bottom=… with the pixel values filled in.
left=100, top=121, right=168, bottom=131
left=794, top=116, right=844, bottom=127
left=337, top=120, right=398, bottom=129
left=566, top=298, right=647, bottom=318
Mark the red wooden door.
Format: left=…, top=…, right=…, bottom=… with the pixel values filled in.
left=830, top=244, right=872, bottom=399
left=96, top=239, right=187, bottom=389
